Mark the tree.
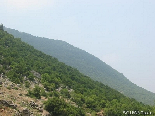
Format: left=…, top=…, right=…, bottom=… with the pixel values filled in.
left=60, top=88, right=71, bottom=98
left=28, top=85, right=41, bottom=99
left=44, top=97, right=66, bottom=115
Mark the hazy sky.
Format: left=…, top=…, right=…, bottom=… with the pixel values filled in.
left=1, top=0, right=155, bottom=93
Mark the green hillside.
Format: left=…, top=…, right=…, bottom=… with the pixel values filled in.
left=1, top=29, right=155, bottom=115
left=5, top=27, right=155, bottom=106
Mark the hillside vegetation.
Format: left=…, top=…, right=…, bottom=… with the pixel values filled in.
left=5, top=27, right=155, bottom=106
left=1, top=29, right=155, bottom=115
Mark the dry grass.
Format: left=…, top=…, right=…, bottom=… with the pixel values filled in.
left=0, top=78, right=49, bottom=116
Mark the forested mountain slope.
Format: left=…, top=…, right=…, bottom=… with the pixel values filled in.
left=2, top=29, right=155, bottom=115
left=4, top=27, right=155, bottom=106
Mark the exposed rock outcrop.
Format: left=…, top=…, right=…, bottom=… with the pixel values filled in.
left=0, top=100, right=17, bottom=109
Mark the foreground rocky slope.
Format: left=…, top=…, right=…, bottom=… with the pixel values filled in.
left=0, top=74, right=50, bottom=116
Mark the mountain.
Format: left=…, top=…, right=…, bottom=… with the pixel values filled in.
left=2, top=27, right=155, bottom=115
left=4, top=27, right=155, bottom=106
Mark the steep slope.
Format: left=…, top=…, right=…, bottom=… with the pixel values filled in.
left=4, top=27, right=155, bottom=106
left=2, top=28, right=155, bottom=115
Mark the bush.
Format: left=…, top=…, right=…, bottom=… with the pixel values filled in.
left=44, top=97, right=85, bottom=116
left=25, top=81, right=30, bottom=88
left=28, top=85, right=41, bottom=99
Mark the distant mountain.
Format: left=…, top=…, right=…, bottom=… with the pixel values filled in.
left=4, top=27, right=155, bottom=105
left=2, top=28, right=155, bottom=115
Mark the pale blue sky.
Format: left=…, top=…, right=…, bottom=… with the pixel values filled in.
left=1, top=0, right=155, bottom=93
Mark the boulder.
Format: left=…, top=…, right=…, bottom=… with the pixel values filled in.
left=96, top=110, right=104, bottom=116
left=31, top=70, right=41, bottom=78
left=22, top=108, right=30, bottom=116
left=19, top=93, right=22, bottom=96
left=0, top=100, right=17, bottom=109
left=9, top=104, right=17, bottom=109
left=0, top=100, right=10, bottom=107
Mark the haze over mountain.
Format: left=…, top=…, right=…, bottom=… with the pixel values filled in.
left=4, top=27, right=155, bottom=106
left=1, top=0, right=155, bottom=93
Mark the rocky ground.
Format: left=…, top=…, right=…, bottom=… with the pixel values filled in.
left=0, top=73, right=104, bottom=116
left=0, top=76, right=50, bottom=116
